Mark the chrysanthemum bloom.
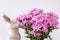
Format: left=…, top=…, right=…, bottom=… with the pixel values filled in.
left=16, top=9, right=59, bottom=40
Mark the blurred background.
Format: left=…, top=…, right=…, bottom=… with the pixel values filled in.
left=0, top=0, right=60, bottom=40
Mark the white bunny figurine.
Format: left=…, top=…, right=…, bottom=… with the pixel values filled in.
left=3, top=15, right=21, bottom=40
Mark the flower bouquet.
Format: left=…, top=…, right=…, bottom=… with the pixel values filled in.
left=16, top=9, right=59, bottom=40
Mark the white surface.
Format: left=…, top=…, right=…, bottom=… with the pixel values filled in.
left=0, top=0, right=60, bottom=40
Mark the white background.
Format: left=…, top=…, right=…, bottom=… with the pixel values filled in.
left=0, top=0, right=60, bottom=40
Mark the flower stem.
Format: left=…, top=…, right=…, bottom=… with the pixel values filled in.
left=48, top=35, right=52, bottom=40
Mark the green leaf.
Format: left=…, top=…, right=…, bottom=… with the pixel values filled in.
left=48, top=27, right=54, bottom=32
left=25, top=24, right=33, bottom=31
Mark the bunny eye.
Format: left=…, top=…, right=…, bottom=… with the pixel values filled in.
left=12, top=22, right=16, bottom=24
left=13, top=23, right=15, bottom=24
left=13, top=22, right=18, bottom=24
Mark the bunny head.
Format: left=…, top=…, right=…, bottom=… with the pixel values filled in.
left=3, top=14, right=20, bottom=29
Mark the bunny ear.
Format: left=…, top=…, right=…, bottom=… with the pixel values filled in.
left=3, top=14, right=11, bottom=23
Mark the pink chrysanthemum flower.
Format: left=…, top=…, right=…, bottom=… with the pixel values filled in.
left=16, top=9, right=59, bottom=40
